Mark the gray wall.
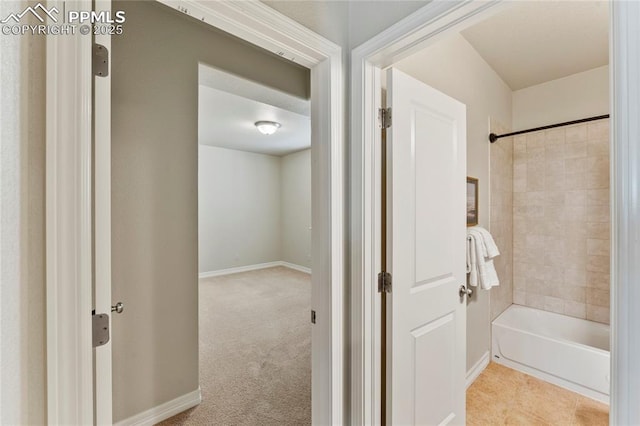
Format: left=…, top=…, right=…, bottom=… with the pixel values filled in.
left=198, top=146, right=282, bottom=273
left=281, top=149, right=312, bottom=269
left=0, top=3, right=47, bottom=423
left=111, top=1, right=309, bottom=421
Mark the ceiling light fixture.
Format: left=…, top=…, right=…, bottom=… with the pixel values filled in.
left=255, top=121, right=281, bottom=135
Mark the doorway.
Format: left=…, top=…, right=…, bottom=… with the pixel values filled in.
left=162, top=65, right=313, bottom=424
left=45, top=0, right=344, bottom=424
left=352, top=0, right=622, bottom=424
left=108, top=3, right=317, bottom=424
left=390, top=1, right=612, bottom=422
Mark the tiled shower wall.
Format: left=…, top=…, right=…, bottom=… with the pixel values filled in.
left=512, top=119, right=610, bottom=324
left=489, top=120, right=514, bottom=320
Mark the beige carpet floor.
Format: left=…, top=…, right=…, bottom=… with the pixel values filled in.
left=159, top=266, right=311, bottom=425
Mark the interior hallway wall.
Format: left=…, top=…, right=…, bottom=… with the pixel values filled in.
left=198, top=146, right=282, bottom=274
left=0, top=4, right=47, bottom=423
left=111, top=1, right=309, bottom=421
left=281, top=149, right=312, bottom=269
left=394, top=33, right=513, bottom=373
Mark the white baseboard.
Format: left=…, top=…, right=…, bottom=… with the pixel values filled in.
left=466, top=351, right=490, bottom=388
left=199, top=261, right=311, bottom=278
left=281, top=261, right=311, bottom=274
left=114, top=387, right=202, bottom=426
left=199, top=261, right=282, bottom=278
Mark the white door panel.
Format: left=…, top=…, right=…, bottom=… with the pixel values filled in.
left=387, top=68, right=466, bottom=425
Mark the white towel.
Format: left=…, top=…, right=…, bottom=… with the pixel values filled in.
left=474, top=226, right=500, bottom=259
left=467, top=227, right=500, bottom=290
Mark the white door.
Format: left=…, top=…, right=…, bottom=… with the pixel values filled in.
left=94, top=0, right=113, bottom=424
left=386, top=68, right=467, bottom=425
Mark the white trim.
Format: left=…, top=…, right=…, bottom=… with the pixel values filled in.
left=199, top=261, right=282, bottom=278
left=350, top=54, right=382, bottom=426
left=198, top=261, right=311, bottom=279
left=610, top=1, right=640, bottom=424
left=352, top=1, right=504, bottom=70
left=281, top=261, right=312, bottom=275
left=46, top=0, right=343, bottom=424
left=156, top=0, right=334, bottom=69
left=114, top=388, right=202, bottom=426
left=466, top=351, right=490, bottom=389
left=46, top=0, right=94, bottom=424
left=94, top=1, right=113, bottom=424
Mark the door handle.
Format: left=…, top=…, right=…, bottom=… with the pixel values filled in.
left=459, top=285, right=473, bottom=298
left=111, top=302, right=124, bottom=314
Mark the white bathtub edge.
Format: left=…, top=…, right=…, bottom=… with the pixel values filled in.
left=492, top=304, right=610, bottom=405
left=466, top=351, right=490, bottom=388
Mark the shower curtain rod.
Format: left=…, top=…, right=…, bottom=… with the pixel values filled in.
left=488, top=114, right=610, bottom=143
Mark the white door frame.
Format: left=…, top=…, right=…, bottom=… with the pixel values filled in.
left=350, top=1, right=640, bottom=425
left=46, top=1, right=344, bottom=424
left=609, top=2, right=640, bottom=425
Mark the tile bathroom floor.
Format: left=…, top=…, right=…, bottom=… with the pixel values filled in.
left=467, top=362, right=609, bottom=425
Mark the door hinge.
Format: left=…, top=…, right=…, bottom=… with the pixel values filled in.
left=378, top=271, right=392, bottom=293
left=379, top=107, right=392, bottom=129
left=92, top=312, right=110, bottom=347
left=93, top=43, right=109, bottom=77
left=311, top=310, right=316, bottom=324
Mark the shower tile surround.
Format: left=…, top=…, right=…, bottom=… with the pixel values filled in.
left=510, top=119, right=611, bottom=324
left=489, top=120, right=514, bottom=320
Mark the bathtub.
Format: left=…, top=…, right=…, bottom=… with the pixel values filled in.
left=492, top=304, right=610, bottom=403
